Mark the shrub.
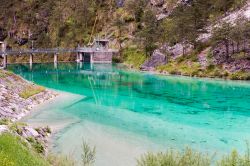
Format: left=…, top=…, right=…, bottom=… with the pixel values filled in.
left=217, top=146, right=250, bottom=166
left=137, top=148, right=211, bottom=166
left=122, top=47, right=147, bottom=69
left=47, top=154, right=76, bottom=166
left=81, top=140, right=96, bottom=166
left=26, top=137, right=45, bottom=154
left=0, top=118, right=11, bottom=125
left=229, top=71, right=250, bottom=80
left=45, top=126, right=52, bottom=134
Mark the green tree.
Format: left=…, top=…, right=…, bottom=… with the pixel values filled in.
left=212, top=22, right=233, bottom=59
left=139, top=8, right=158, bottom=55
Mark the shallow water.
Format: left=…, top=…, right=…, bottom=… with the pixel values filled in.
left=8, top=63, right=250, bottom=165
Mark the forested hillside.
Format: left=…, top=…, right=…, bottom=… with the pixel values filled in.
left=0, top=0, right=249, bottom=79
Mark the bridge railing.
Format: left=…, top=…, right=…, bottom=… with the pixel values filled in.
left=0, top=47, right=118, bottom=56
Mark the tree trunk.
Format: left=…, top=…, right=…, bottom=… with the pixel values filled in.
left=225, top=40, right=229, bottom=60
left=237, top=41, right=240, bottom=52
left=232, top=41, right=234, bottom=54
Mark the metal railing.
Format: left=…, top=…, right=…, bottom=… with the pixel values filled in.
left=0, top=47, right=118, bottom=56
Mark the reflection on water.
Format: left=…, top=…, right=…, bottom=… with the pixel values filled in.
left=8, top=63, right=250, bottom=157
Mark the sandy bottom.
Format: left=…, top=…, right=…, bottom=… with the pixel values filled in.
left=22, top=90, right=159, bottom=166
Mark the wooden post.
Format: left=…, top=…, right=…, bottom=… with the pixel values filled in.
left=3, top=54, right=7, bottom=69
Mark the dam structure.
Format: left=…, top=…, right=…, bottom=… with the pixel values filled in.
left=0, top=39, right=118, bottom=69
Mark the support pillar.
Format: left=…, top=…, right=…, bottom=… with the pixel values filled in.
left=29, top=54, right=33, bottom=70
left=79, top=62, right=83, bottom=69
left=29, top=54, right=33, bottom=65
left=90, top=52, right=94, bottom=63
left=76, top=53, right=80, bottom=62
left=79, top=53, right=83, bottom=62
left=54, top=53, right=59, bottom=69
left=3, top=54, right=7, bottom=69
left=54, top=53, right=58, bottom=63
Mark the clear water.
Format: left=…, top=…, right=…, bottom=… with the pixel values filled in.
left=8, top=63, right=250, bottom=165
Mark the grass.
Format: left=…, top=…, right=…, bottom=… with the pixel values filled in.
left=47, top=154, right=76, bottom=166
left=156, top=54, right=250, bottom=80
left=137, top=148, right=211, bottom=166
left=157, top=60, right=203, bottom=77
left=19, top=85, right=45, bottom=99
left=0, top=69, right=13, bottom=78
left=0, top=133, right=50, bottom=166
left=26, top=137, right=45, bottom=154
left=229, top=71, right=250, bottom=80
left=122, top=47, right=147, bottom=69
left=137, top=146, right=250, bottom=166
left=81, top=140, right=96, bottom=166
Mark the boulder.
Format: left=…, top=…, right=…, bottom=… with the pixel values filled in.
left=164, top=43, right=193, bottom=58
left=22, top=127, right=39, bottom=138
left=141, top=49, right=167, bottom=71
left=151, top=0, right=164, bottom=6
left=0, top=125, right=9, bottom=134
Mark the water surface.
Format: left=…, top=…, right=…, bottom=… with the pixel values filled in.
left=8, top=63, right=250, bottom=165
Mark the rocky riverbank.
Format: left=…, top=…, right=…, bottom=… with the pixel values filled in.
left=0, top=69, right=58, bottom=154
left=0, top=69, right=57, bottom=121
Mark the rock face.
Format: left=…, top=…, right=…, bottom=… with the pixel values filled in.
left=141, top=49, right=167, bottom=71
left=198, top=47, right=210, bottom=68
left=212, top=42, right=250, bottom=72
left=150, top=0, right=165, bottom=6
left=164, top=43, right=193, bottom=58
left=150, top=0, right=192, bottom=20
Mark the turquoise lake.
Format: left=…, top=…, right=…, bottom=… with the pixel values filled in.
left=8, top=63, right=250, bottom=165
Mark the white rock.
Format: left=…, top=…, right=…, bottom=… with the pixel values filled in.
left=0, top=125, right=9, bottom=134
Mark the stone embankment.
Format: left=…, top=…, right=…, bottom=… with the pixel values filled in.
left=0, top=70, right=56, bottom=121
left=0, top=69, right=57, bottom=153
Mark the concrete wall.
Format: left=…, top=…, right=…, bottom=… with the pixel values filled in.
left=92, top=52, right=113, bottom=63
left=0, top=42, right=6, bottom=52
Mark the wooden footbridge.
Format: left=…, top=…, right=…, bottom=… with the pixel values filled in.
left=0, top=39, right=118, bottom=69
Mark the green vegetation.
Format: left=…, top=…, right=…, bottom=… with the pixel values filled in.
left=157, top=60, right=249, bottom=80
left=123, top=47, right=147, bottom=69
left=229, top=71, right=250, bottom=80
left=0, top=133, right=49, bottom=166
left=81, top=140, right=96, bottom=166
left=26, top=137, right=45, bottom=154
left=19, top=85, right=45, bottom=99
left=47, top=154, right=75, bottom=166
left=137, top=148, right=211, bottom=166
left=212, top=16, right=250, bottom=59
left=137, top=146, right=250, bottom=166
left=0, top=69, right=13, bottom=78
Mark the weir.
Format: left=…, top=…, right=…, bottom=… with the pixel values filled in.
left=0, top=39, right=118, bottom=69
